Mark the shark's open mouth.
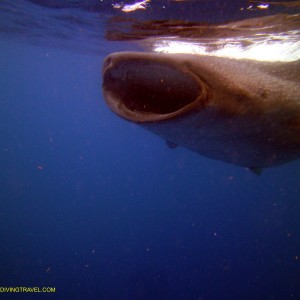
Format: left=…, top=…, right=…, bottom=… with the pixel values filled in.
left=102, top=52, right=207, bottom=122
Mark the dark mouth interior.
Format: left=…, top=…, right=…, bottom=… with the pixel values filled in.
left=103, top=59, right=199, bottom=114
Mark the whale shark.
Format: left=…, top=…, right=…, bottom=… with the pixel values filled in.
left=102, top=14, right=300, bottom=169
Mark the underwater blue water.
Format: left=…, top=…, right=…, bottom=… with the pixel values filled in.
left=0, top=1, right=300, bottom=300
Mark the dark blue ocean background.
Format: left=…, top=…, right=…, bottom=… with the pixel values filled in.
left=0, top=1, right=300, bottom=299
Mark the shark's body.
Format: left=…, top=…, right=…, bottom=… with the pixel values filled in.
left=102, top=15, right=300, bottom=169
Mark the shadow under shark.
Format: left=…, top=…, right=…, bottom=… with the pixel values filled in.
left=102, top=15, right=300, bottom=170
